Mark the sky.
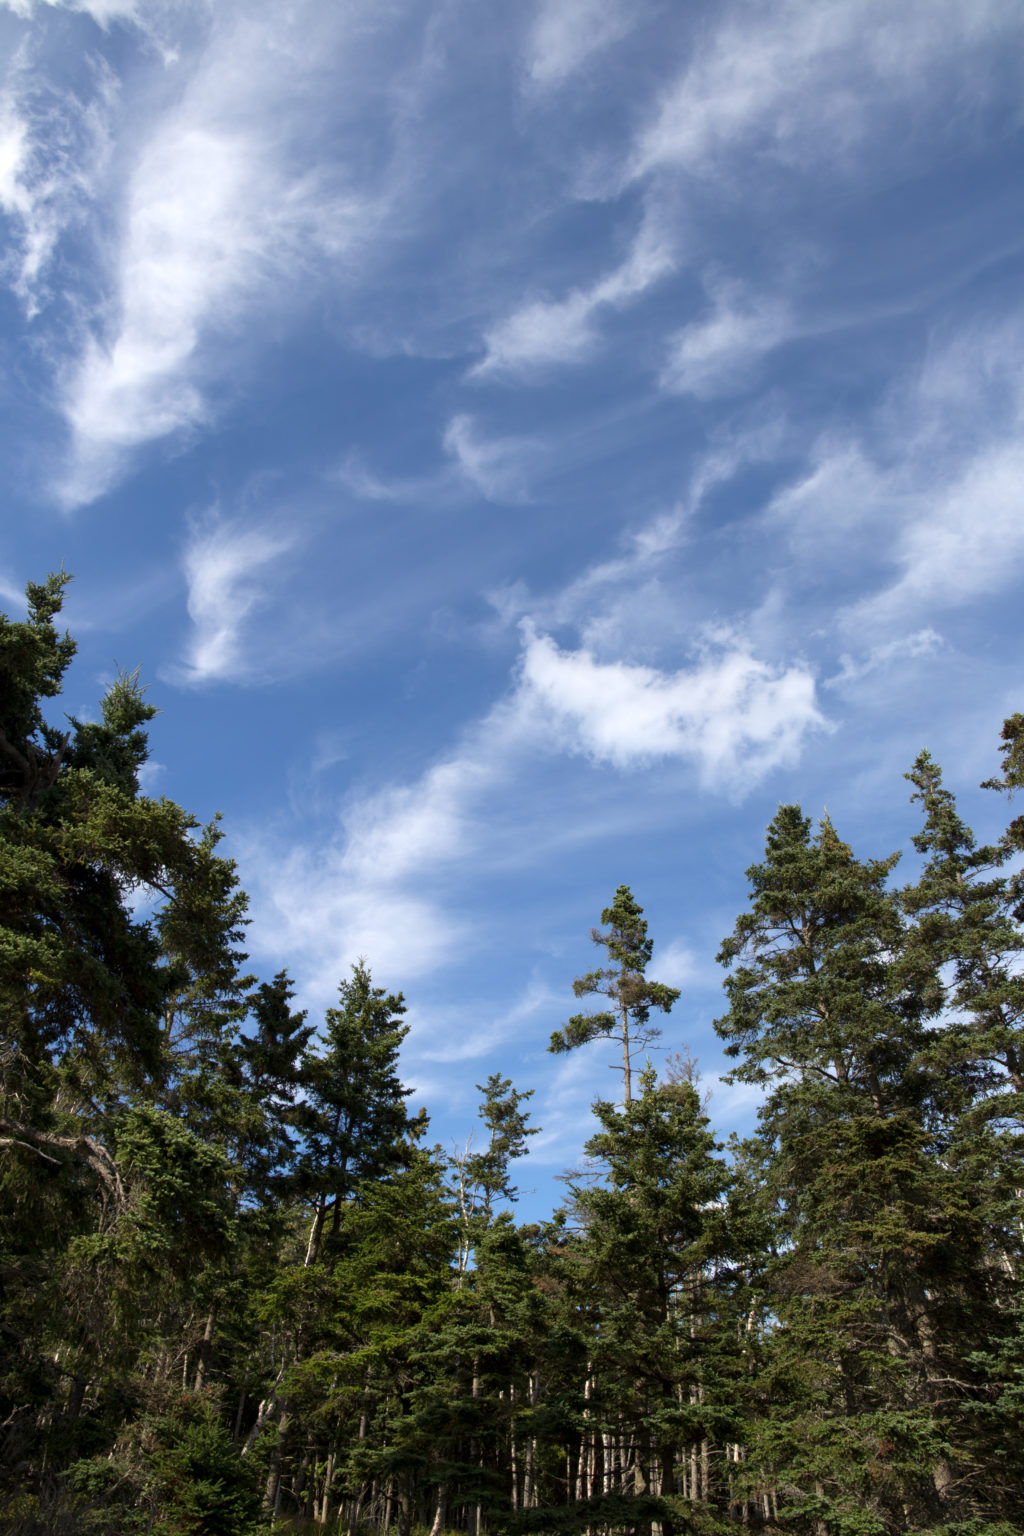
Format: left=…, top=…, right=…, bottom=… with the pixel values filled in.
left=2, top=0, right=1024, bottom=1220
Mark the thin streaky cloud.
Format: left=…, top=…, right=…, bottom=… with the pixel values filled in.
left=45, top=3, right=388, bottom=507
left=661, top=279, right=793, bottom=399
left=0, top=571, right=27, bottom=608
left=409, top=978, right=562, bottom=1065
left=1, top=1, right=142, bottom=22
left=172, top=517, right=294, bottom=687
left=471, top=215, right=674, bottom=380
left=525, top=0, right=639, bottom=89
left=443, top=414, right=540, bottom=503
left=764, top=313, right=1024, bottom=634
left=0, top=51, right=118, bottom=315
left=825, top=630, right=943, bottom=691
left=854, top=440, right=1024, bottom=627
left=626, top=0, right=1023, bottom=187
left=243, top=619, right=826, bottom=1008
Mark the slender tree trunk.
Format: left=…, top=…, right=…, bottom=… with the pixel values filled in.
left=347, top=1409, right=368, bottom=1536
left=428, top=1485, right=447, bottom=1536
left=241, top=1364, right=285, bottom=1456
left=304, top=1193, right=328, bottom=1267
left=319, top=1448, right=337, bottom=1525
left=193, top=1302, right=217, bottom=1392
left=470, top=1355, right=482, bottom=1536
left=621, top=1005, right=631, bottom=1105
left=264, top=1410, right=291, bottom=1514
left=509, top=1383, right=519, bottom=1512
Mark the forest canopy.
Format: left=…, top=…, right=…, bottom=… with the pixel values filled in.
left=2, top=575, right=1023, bottom=1536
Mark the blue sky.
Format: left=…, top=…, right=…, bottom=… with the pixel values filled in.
left=3, top=0, right=1024, bottom=1218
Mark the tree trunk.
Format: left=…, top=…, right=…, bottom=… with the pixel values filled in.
left=304, top=1193, right=328, bottom=1266
left=428, top=1485, right=447, bottom=1536
left=194, top=1302, right=217, bottom=1392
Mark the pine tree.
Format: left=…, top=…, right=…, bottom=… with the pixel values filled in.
left=714, top=805, right=991, bottom=1531
left=452, top=1074, right=538, bottom=1276
left=297, top=961, right=415, bottom=1268
left=561, top=1069, right=744, bottom=1534
left=549, top=886, right=679, bottom=1104
left=0, top=576, right=251, bottom=1497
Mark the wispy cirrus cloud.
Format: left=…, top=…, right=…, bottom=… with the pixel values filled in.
left=0, top=568, right=27, bottom=608
left=54, top=23, right=379, bottom=507
left=524, top=0, right=640, bottom=90
left=408, top=977, right=562, bottom=1067
left=766, top=312, right=1024, bottom=638
left=626, top=0, right=1022, bottom=188
left=661, top=278, right=793, bottom=398
left=0, top=47, right=117, bottom=314
left=0, top=1, right=396, bottom=508
left=0, top=1, right=148, bottom=23
left=825, top=629, right=943, bottom=691
left=853, top=439, right=1024, bottom=627
left=443, top=414, right=541, bottom=502
left=245, top=618, right=825, bottom=1004
left=171, top=515, right=295, bottom=686
left=471, top=215, right=674, bottom=380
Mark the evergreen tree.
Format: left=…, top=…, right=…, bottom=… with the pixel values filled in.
left=0, top=576, right=251, bottom=1499
left=452, top=1073, right=538, bottom=1276
left=561, top=1069, right=745, bottom=1534
left=549, top=886, right=679, bottom=1104
left=904, top=750, right=1024, bottom=1113
left=716, top=804, right=1011, bottom=1531
left=230, top=971, right=313, bottom=1208
left=297, top=961, right=415, bottom=1267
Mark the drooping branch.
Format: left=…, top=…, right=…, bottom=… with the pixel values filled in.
left=0, top=1117, right=124, bottom=1204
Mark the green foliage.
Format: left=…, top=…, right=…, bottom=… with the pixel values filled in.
left=133, top=1394, right=264, bottom=1535
left=549, top=884, right=679, bottom=1103
left=4, top=578, right=1023, bottom=1536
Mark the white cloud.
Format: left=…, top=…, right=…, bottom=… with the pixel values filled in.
left=653, top=940, right=709, bottom=992
left=859, top=441, right=1024, bottom=624
left=0, top=54, right=117, bottom=315
left=409, top=977, right=561, bottom=1065
left=0, top=1, right=145, bottom=22
left=525, top=0, right=638, bottom=89
left=661, top=280, right=792, bottom=398
left=244, top=621, right=825, bottom=1001
left=529, top=1049, right=613, bottom=1165
left=493, top=418, right=789, bottom=649
left=767, top=440, right=898, bottom=561
left=516, top=626, right=825, bottom=787
left=57, top=114, right=368, bottom=506
left=136, top=759, right=165, bottom=791
left=627, top=0, right=1021, bottom=187
left=172, top=517, right=294, bottom=686
left=247, top=851, right=464, bottom=1005
left=825, top=629, right=943, bottom=690
left=471, top=216, right=674, bottom=380
left=0, top=570, right=26, bottom=608
left=443, top=414, right=539, bottom=502
left=341, top=752, right=495, bottom=890
left=37, top=4, right=384, bottom=506
left=335, top=453, right=406, bottom=503
left=766, top=315, right=1024, bottom=632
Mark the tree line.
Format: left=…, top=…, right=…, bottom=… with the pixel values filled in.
left=1, top=573, right=1022, bottom=1536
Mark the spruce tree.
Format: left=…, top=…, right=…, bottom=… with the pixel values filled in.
left=715, top=805, right=987, bottom=1531
left=562, top=1069, right=744, bottom=1534
left=297, top=961, right=415, bottom=1268
left=549, top=885, right=679, bottom=1104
